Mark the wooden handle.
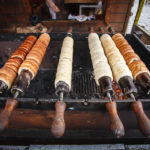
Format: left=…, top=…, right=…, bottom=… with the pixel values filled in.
left=51, top=101, right=66, bottom=138
left=0, top=99, right=18, bottom=132
left=106, top=101, right=125, bottom=138
left=131, top=100, right=150, bottom=137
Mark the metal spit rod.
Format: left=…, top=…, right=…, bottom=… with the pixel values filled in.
left=107, top=92, right=112, bottom=101
left=60, top=91, right=64, bottom=101
left=13, top=90, right=20, bottom=99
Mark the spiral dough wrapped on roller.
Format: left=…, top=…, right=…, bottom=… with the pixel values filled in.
left=55, top=36, right=74, bottom=90
left=0, top=35, right=37, bottom=89
left=18, top=33, right=50, bottom=79
left=100, top=34, right=132, bottom=83
left=112, top=33, right=150, bottom=80
left=88, top=33, right=113, bottom=85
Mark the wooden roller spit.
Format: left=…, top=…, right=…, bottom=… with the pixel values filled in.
left=0, top=33, right=50, bottom=132
left=0, top=35, right=37, bottom=131
left=0, top=35, right=37, bottom=93
left=88, top=31, right=124, bottom=138
left=51, top=27, right=74, bottom=138
left=112, top=33, right=150, bottom=137
left=112, top=33, right=150, bottom=95
left=12, top=33, right=50, bottom=94
left=100, top=34, right=137, bottom=97
left=100, top=34, right=139, bottom=138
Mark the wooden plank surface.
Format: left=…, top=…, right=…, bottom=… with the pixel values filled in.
left=0, top=108, right=140, bottom=130
left=112, top=0, right=130, bottom=4
left=110, top=14, right=127, bottom=23
left=42, top=20, right=124, bottom=32
left=0, top=0, right=30, bottom=27
left=110, top=4, right=129, bottom=13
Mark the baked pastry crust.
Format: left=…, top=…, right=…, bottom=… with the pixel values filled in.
left=101, top=34, right=132, bottom=82
left=55, top=36, right=74, bottom=90
left=112, top=33, right=150, bottom=80
left=88, top=33, right=113, bottom=85
left=0, top=35, right=37, bottom=89
left=18, top=33, right=50, bottom=79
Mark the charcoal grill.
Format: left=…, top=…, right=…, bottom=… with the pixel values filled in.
left=0, top=33, right=150, bottom=144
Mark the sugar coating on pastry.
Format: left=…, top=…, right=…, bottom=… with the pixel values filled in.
left=18, top=33, right=50, bottom=79
left=55, top=36, right=74, bottom=90
left=88, top=33, right=113, bottom=85
left=112, top=33, right=150, bottom=80
left=101, top=34, right=133, bottom=82
left=0, top=35, right=37, bottom=89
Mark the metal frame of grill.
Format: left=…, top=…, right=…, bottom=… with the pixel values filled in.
left=0, top=33, right=149, bottom=108
left=0, top=33, right=150, bottom=144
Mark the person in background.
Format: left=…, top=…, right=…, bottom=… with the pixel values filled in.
left=46, top=0, right=60, bottom=19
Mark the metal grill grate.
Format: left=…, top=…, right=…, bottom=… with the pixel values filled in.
left=71, top=71, right=101, bottom=99
left=70, top=71, right=128, bottom=101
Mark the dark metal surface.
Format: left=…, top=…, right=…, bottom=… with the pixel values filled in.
left=0, top=69, right=149, bottom=110
left=0, top=33, right=150, bottom=145
left=1, top=144, right=150, bottom=150
left=0, top=33, right=150, bottom=109
left=0, top=128, right=149, bottom=144
left=29, top=144, right=125, bottom=150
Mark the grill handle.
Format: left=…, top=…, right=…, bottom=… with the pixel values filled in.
left=131, top=100, right=150, bottom=137
left=0, top=99, right=18, bottom=132
left=106, top=101, right=125, bottom=138
left=51, top=101, right=66, bottom=138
